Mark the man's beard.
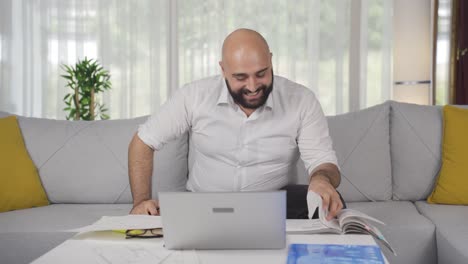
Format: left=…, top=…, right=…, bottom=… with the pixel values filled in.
left=225, top=72, right=274, bottom=110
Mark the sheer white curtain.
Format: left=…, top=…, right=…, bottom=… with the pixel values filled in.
left=0, top=0, right=168, bottom=119
left=178, top=0, right=393, bottom=115
left=0, top=0, right=392, bottom=119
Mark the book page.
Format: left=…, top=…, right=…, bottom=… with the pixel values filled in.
left=338, top=212, right=396, bottom=256
left=286, top=219, right=338, bottom=234
left=337, top=209, right=385, bottom=227
left=306, top=191, right=396, bottom=255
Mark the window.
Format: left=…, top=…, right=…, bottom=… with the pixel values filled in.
left=434, top=0, right=452, bottom=105
left=0, top=0, right=393, bottom=118
left=178, top=0, right=392, bottom=115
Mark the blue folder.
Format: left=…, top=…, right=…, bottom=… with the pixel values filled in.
left=287, top=243, right=385, bottom=264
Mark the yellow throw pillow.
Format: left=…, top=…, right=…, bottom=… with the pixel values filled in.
left=0, top=116, right=49, bottom=212
left=428, top=105, right=468, bottom=204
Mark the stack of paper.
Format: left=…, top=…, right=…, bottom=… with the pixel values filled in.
left=68, top=215, right=163, bottom=233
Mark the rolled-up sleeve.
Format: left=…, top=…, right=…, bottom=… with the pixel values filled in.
left=297, top=92, right=339, bottom=178
left=138, top=86, right=191, bottom=151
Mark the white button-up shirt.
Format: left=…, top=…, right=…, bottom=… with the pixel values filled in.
left=138, top=75, right=338, bottom=192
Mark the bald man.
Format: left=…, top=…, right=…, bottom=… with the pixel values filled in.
left=128, top=29, right=344, bottom=220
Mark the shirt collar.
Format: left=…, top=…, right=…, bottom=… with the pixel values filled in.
left=264, top=88, right=274, bottom=110
left=216, top=78, right=231, bottom=106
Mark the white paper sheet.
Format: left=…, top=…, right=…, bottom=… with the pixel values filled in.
left=31, top=240, right=169, bottom=264
left=163, top=250, right=200, bottom=264
left=306, top=191, right=322, bottom=219
left=31, top=239, right=199, bottom=264
left=67, top=215, right=162, bottom=233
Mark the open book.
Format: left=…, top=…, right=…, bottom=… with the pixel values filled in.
left=286, top=191, right=396, bottom=255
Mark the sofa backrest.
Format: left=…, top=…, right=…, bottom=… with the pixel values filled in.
left=0, top=111, right=11, bottom=118
left=390, top=101, right=443, bottom=201
left=2, top=102, right=394, bottom=204
left=7, top=101, right=463, bottom=203
left=2, top=113, right=188, bottom=204
left=328, top=101, right=392, bottom=201
left=291, top=102, right=392, bottom=202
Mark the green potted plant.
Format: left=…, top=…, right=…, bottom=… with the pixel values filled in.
left=61, top=57, right=112, bottom=120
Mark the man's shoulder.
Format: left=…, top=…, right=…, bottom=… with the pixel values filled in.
left=176, top=75, right=223, bottom=107
left=274, top=75, right=316, bottom=100
left=181, top=75, right=223, bottom=93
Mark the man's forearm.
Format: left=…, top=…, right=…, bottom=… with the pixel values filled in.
left=128, top=133, right=155, bottom=206
left=309, top=163, right=341, bottom=188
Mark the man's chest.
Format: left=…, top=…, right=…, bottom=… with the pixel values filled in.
left=189, top=107, right=300, bottom=164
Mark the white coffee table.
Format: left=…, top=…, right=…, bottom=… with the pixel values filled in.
left=32, top=231, right=388, bottom=264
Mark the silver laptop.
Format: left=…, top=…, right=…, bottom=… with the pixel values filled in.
left=159, top=191, right=286, bottom=250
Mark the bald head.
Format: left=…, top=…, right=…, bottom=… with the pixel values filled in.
left=219, top=29, right=272, bottom=79
left=221, top=29, right=270, bottom=62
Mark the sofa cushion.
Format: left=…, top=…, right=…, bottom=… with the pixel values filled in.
left=348, top=201, right=436, bottom=264
left=328, top=102, right=392, bottom=202
left=0, top=232, right=73, bottom=264
left=428, top=105, right=468, bottom=204
left=0, top=204, right=132, bottom=233
left=0, top=203, right=132, bottom=264
left=16, top=116, right=188, bottom=203
left=0, top=116, right=49, bottom=212
left=415, top=201, right=468, bottom=264
left=390, top=101, right=443, bottom=201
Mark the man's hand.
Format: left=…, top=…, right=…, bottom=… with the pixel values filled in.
left=308, top=163, right=343, bottom=221
left=130, top=199, right=160, bottom=215
left=308, top=176, right=343, bottom=220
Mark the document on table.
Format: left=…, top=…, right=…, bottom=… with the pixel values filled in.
left=67, top=215, right=162, bottom=233
left=31, top=239, right=200, bottom=264
left=287, top=243, right=385, bottom=264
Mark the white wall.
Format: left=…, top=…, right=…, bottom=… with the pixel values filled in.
left=393, top=0, right=433, bottom=105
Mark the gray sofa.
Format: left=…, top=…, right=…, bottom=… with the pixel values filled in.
left=1, top=100, right=467, bottom=264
